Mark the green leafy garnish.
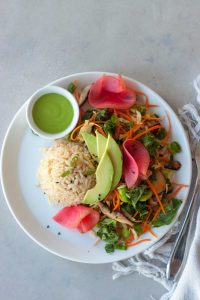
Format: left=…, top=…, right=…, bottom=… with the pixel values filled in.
left=140, top=189, right=152, bottom=202
left=68, top=82, right=76, bottom=94
left=96, top=218, right=119, bottom=244
left=82, top=109, right=110, bottom=121
left=152, top=198, right=182, bottom=227
left=96, top=218, right=128, bottom=253
left=135, top=202, right=149, bottom=218
left=136, top=105, right=146, bottom=115
left=168, top=142, right=181, bottom=154
left=122, top=121, right=134, bottom=131
left=120, top=185, right=151, bottom=219
left=142, top=134, right=160, bottom=156
left=117, top=186, right=129, bottom=202
left=155, top=128, right=166, bottom=140
left=134, top=224, right=143, bottom=234
left=70, top=155, right=78, bottom=167
left=86, top=168, right=96, bottom=176
left=122, top=227, right=130, bottom=238
left=103, top=115, right=119, bottom=135
left=105, top=243, right=115, bottom=253
left=61, top=170, right=70, bottom=177
left=95, top=109, right=110, bottom=121
left=115, top=240, right=127, bottom=250
left=129, top=186, right=146, bottom=207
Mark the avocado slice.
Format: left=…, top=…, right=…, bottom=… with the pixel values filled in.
left=81, top=132, right=98, bottom=158
left=96, top=131, right=107, bottom=160
left=106, top=135, right=122, bottom=190
left=82, top=151, right=114, bottom=205
left=96, top=131, right=122, bottom=190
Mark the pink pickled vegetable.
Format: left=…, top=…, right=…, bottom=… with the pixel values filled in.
left=52, top=205, right=100, bottom=233
left=122, top=140, right=150, bottom=188
left=88, top=75, right=136, bottom=109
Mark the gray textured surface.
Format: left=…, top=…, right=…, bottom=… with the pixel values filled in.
left=1, top=0, right=200, bottom=299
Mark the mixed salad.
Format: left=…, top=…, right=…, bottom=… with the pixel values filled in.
left=51, top=75, right=188, bottom=253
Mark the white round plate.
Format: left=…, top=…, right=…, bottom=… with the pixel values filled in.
left=0, top=72, right=192, bottom=263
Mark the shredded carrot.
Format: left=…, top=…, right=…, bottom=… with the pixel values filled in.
left=132, top=124, right=162, bottom=141
left=112, top=190, right=118, bottom=207
left=135, top=91, right=159, bottom=108
left=94, top=120, right=106, bottom=124
left=143, top=116, right=161, bottom=121
left=114, top=124, right=122, bottom=139
left=96, top=127, right=107, bottom=137
left=126, top=229, right=134, bottom=244
left=147, top=227, right=158, bottom=238
left=141, top=222, right=158, bottom=238
left=167, top=186, right=182, bottom=200
left=126, top=123, right=141, bottom=139
left=172, top=182, right=189, bottom=188
left=147, top=104, right=159, bottom=108
left=104, top=191, right=113, bottom=202
left=162, top=113, right=171, bottom=145
left=152, top=207, right=162, bottom=222
left=144, top=209, right=153, bottom=223
left=127, top=238, right=151, bottom=247
left=146, top=179, right=165, bottom=213
left=70, top=123, right=84, bottom=141
left=115, top=110, right=132, bottom=121
left=113, top=190, right=121, bottom=211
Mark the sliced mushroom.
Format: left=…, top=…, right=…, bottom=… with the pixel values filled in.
left=98, top=202, right=133, bottom=226
left=79, top=85, right=92, bottom=106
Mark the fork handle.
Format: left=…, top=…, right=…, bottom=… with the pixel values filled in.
left=166, top=181, right=200, bottom=280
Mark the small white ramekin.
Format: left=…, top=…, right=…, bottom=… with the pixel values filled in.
left=26, top=85, right=80, bottom=139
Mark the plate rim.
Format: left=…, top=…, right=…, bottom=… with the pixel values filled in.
left=0, top=71, right=192, bottom=263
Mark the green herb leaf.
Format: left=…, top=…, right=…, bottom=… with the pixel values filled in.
left=86, top=168, right=96, bottom=176
left=152, top=198, right=182, bottom=227
left=103, top=114, right=119, bottom=135
left=82, top=109, right=110, bottom=121
left=70, top=155, right=78, bottom=167
left=142, top=133, right=160, bottom=156
left=155, top=128, right=166, bottom=140
left=117, top=186, right=129, bottom=202
left=61, top=170, right=70, bottom=177
left=134, top=224, right=143, bottom=234
left=122, top=227, right=130, bottom=238
left=115, top=240, right=127, bottom=250
left=136, top=105, right=146, bottom=115
left=95, top=109, right=110, bottom=121
left=105, top=243, right=115, bottom=253
left=122, top=121, right=134, bottom=131
left=168, top=142, right=182, bottom=154
left=68, top=82, right=76, bottom=94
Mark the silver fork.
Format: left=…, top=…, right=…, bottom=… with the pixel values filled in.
left=166, top=140, right=200, bottom=280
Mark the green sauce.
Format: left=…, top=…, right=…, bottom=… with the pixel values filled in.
left=32, top=93, right=74, bottom=134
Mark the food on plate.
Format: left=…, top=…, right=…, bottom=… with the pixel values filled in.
left=37, top=74, right=188, bottom=253
left=37, top=139, right=96, bottom=206
left=52, top=205, right=100, bottom=233
left=88, top=75, right=136, bottom=109
left=32, top=93, right=74, bottom=134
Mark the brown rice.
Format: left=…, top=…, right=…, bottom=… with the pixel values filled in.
left=37, top=139, right=96, bottom=206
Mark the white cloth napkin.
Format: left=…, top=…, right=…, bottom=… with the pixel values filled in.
left=171, top=209, right=200, bottom=300
left=112, top=75, right=200, bottom=300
